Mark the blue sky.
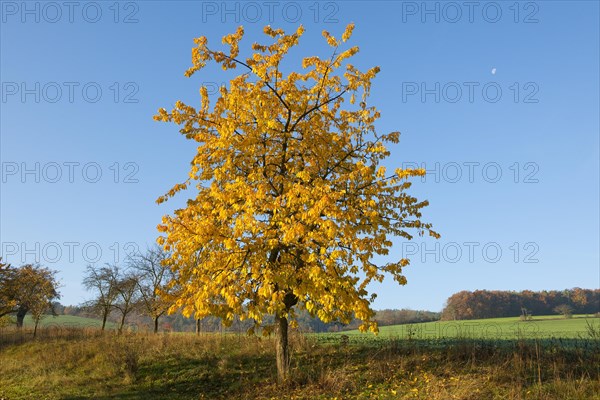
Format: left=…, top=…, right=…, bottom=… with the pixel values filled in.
left=1, top=1, right=598, bottom=311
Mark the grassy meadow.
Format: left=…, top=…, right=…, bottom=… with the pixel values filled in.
left=320, top=315, right=600, bottom=341
left=0, top=315, right=599, bottom=399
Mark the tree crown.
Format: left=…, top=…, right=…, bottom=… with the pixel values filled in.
left=154, top=24, right=439, bottom=333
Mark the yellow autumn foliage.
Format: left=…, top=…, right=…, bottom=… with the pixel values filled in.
left=154, top=24, right=439, bottom=334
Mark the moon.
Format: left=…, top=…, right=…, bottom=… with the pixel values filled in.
left=491, top=68, right=497, bottom=75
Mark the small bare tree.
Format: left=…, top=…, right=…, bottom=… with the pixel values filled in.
left=520, top=307, right=533, bottom=321
left=111, top=267, right=140, bottom=334
left=128, top=246, right=173, bottom=333
left=30, top=300, right=58, bottom=338
left=554, top=304, right=573, bottom=319
left=82, top=264, right=118, bottom=331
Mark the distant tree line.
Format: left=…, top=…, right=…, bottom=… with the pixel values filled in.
left=441, top=289, right=600, bottom=320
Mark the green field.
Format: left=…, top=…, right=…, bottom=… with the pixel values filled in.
left=19, top=314, right=116, bottom=329
left=320, top=315, right=600, bottom=341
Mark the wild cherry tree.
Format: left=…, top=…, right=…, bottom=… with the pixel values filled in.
left=155, top=24, right=439, bottom=382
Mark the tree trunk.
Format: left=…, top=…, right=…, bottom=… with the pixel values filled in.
left=275, top=314, right=289, bottom=384
left=196, top=318, right=201, bottom=336
left=16, top=306, right=27, bottom=328
left=154, top=316, right=159, bottom=334
left=101, top=311, right=108, bottom=332
left=33, top=319, right=39, bottom=338
left=118, top=313, right=126, bottom=334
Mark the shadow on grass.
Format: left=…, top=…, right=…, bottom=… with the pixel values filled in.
left=62, top=353, right=276, bottom=400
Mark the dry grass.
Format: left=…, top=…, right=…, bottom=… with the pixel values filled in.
left=0, top=327, right=598, bottom=399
